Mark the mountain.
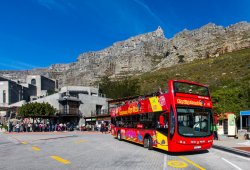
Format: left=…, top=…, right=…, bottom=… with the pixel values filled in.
left=1, top=22, right=250, bottom=87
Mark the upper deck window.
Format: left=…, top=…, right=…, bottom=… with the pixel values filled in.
left=174, top=82, right=209, bottom=97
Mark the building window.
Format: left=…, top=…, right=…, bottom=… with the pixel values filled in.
left=63, top=104, right=67, bottom=114
left=96, top=105, right=102, bottom=115
left=3, top=90, right=6, bottom=103
left=31, top=79, right=36, bottom=85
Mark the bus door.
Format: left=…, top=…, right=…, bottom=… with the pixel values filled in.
left=155, top=112, right=169, bottom=150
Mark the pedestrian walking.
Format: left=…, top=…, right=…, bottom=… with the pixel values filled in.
left=211, top=123, right=218, bottom=140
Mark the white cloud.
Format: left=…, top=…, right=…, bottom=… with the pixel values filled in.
left=33, top=0, right=74, bottom=14
left=36, top=0, right=59, bottom=10
left=133, top=0, right=165, bottom=27
left=0, top=59, right=41, bottom=70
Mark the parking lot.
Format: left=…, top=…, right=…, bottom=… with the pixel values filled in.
left=0, top=132, right=249, bottom=170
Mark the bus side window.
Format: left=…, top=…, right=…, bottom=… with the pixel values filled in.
left=170, top=107, right=175, bottom=139
left=111, top=118, right=116, bottom=125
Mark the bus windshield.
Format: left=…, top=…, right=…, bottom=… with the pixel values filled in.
left=177, top=107, right=212, bottom=137
left=174, top=82, right=209, bottom=97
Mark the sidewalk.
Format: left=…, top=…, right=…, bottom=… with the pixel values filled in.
left=3, top=130, right=102, bottom=135
left=212, top=135, right=250, bottom=158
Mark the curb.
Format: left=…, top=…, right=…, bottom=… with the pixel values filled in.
left=212, top=144, right=250, bottom=158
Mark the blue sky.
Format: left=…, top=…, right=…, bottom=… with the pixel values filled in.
left=0, top=0, right=249, bottom=70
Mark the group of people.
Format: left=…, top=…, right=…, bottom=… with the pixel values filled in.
left=8, top=122, right=33, bottom=133
left=100, top=123, right=110, bottom=134
left=82, top=122, right=110, bottom=133
left=7, top=122, right=75, bottom=133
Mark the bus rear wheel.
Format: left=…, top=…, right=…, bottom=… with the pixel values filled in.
left=117, top=131, right=122, bottom=141
left=143, top=136, right=153, bottom=150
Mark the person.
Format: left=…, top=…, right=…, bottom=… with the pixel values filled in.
left=104, top=123, right=108, bottom=134
left=28, top=123, right=31, bottom=132
left=16, top=123, right=20, bottom=133
left=8, top=122, right=13, bottom=132
left=211, top=123, right=218, bottom=140
left=100, top=123, right=104, bottom=134
left=39, top=123, right=43, bottom=132
left=59, top=123, right=63, bottom=131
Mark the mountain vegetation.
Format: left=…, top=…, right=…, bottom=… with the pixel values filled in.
left=99, top=48, right=250, bottom=117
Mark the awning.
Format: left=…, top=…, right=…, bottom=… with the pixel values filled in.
left=240, top=110, right=250, bottom=116
left=9, top=100, right=27, bottom=107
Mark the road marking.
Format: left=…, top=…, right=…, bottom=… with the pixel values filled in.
left=74, top=140, right=87, bottom=144
left=50, top=156, right=71, bottom=164
left=163, top=155, right=167, bottom=170
left=168, top=160, right=188, bottom=168
left=21, top=141, right=28, bottom=144
left=32, top=146, right=41, bottom=151
left=179, top=156, right=205, bottom=170
left=212, top=148, right=250, bottom=161
left=221, top=158, right=242, bottom=170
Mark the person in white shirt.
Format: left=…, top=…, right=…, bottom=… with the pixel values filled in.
left=16, top=123, right=20, bottom=133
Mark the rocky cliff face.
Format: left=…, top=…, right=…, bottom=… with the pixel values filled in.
left=158, top=22, right=250, bottom=68
left=48, top=26, right=166, bottom=86
left=1, top=22, right=250, bottom=87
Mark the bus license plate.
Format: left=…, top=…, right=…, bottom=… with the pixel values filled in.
left=194, top=146, right=201, bottom=150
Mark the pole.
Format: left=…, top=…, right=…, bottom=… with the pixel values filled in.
left=240, top=115, right=242, bottom=130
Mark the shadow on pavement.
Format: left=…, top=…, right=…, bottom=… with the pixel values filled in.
left=119, top=139, right=209, bottom=156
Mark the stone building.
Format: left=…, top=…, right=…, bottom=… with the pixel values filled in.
left=0, top=76, right=36, bottom=107
left=0, top=75, right=55, bottom=125
left=31, top=86, right=108, bottom=126
left=26, top=75, right=56, bottom=98
left=0, top=75, right=109, bottom=127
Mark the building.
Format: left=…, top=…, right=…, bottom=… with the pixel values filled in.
left=30, top=86, right=108, bottom=126
left=0, top=75, right=56, bottom=108
left=26, top=75, right=56, bottom=98
left=0, top=75, right=56, bottom=125
left=240, top=110, right=250, bottom=131
left=0, top=76, right=36, bottom=107
left=0, top=75, right=110, bottom=128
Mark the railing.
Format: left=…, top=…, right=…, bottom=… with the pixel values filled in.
left=91, top=109, right=109, bottom=116
left=0, top=103, right=9, bottom=107
left=58, top=109, right=81, bottom=116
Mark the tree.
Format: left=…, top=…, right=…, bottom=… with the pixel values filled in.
left=19, top=102, right=56, bottom=118
left=99, top=76, right=140, bottom=99
left=212, top=83, right=250, bottom=118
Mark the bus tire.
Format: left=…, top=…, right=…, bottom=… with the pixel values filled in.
left=143, top=137, right=148, bottom=148
left=117, top=131, right=122, bottom=141
left=147, top=136, right=153, bottom=150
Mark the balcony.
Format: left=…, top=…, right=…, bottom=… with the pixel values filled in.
left=90, top=109, right=109, bottom=117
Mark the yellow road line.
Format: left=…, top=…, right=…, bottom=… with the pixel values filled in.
left=74, top=140, right=87, bottom=144
left=32, top=146, right=41, bottom=151
left=179, top=156, right=206, bottom=170
left=21, top=141, right=28, bottom=144
left=50, top=156, right=71, bottom=164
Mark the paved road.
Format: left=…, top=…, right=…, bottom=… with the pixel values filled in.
left=0, top=132, right=249, bottom=170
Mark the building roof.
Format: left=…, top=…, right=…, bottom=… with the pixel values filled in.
left=9, top=100, right=27, bottom=107
left=240, top=110, right=250, bottom=116
left=58, top=96, right=82, bottom=103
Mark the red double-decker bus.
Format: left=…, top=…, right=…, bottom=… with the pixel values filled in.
left=109, top=80, right=214, bottom=152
